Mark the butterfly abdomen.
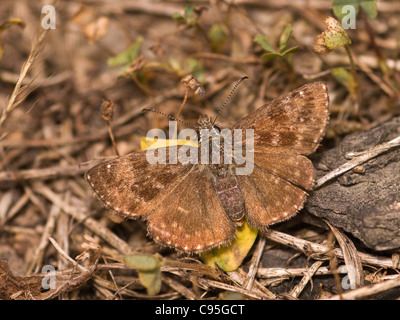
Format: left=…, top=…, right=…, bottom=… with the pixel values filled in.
left=210, top=171, right=246, bottom=224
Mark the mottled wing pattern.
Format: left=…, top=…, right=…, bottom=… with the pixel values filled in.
left=237, top=152, right=314, bottom=228
left=233, top=82, right=329, bottom=155
left=86, top=146, right=236, bottom=252
left=86, top=82, right=330, bottom=251
left=147, top=167, right=236, bottom=252
left=233, top=82, right=329, bottom=228
left=85, top=147, right=194, bottom=219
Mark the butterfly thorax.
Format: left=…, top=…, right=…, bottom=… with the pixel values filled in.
left=197, top=115, right=246, bottom=224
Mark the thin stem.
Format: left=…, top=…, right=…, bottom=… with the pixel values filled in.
left=344, top=44, right=360, bottom=113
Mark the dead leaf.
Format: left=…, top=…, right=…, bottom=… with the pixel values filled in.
left=325, top=221, right=364, bottom=290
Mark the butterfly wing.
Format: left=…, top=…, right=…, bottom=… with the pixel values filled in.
left=237, top=151, right=314, bottom=228
left=146, top=166, right=236, bottom=252
left=233, top=82, right=329, bottom=228
left=86, top=146, right=236, bottom=252
left=86, top=148, right=194, bottom=219
left=233, top=82, right=329, bottom=155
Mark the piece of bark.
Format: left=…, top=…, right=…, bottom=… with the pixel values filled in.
left=306, top=116, right=400, bottom=251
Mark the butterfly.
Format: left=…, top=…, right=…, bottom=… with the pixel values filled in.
left=85, top=81, right=329, bottom=253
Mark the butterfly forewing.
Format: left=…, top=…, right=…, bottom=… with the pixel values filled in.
left=233, top=82, right=329, bottom=155
left=85, top=148, right=194, bottom=219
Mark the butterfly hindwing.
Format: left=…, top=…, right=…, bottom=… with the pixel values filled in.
left=238, top=171, right=308, bottom=228
left=146, top=166, right=236, bottom=252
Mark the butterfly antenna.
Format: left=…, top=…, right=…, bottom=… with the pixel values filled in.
left=142, top=107, right=197, bottom=129
left=212, top=76, right=248, bottom=126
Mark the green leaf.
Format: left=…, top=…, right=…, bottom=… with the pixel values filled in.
left=333, top=0, right=377, bottom=20
left=107, top=36, right=143, bottom=67
left=360, top=0, right=377, bottom=20
left=173, top=4, right=199, bottom=27
left=186, top=58, right=204, bottom=82
left=279, top=25, right=293, bottom=53
left=138, top=269, right=162, bottom=296
left=172, top=12, right=184, bottom=21
left=280, top=46, right=299, bottom=56
left=254, top=34, right=277, bottom=54
left=125, top=254, right=163, bottom=296
left=184, top=4, right=195, bottom=16
left=125, top=254, right=160, bottom=271
left=261, top=52, right=282, bottom=60
left=208, top=23, right=226, bottom=49
left=333, top=0, right=358, bottom=20
left=331, top=67, right=357, bottom=97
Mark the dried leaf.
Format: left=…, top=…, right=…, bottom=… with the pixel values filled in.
left=84, top=16, right=109, bottom=43
left=314, top=17, right=351, bottom=53
left=326, top=221, right=364, bottom=290
left=139, top=136, right=198, bottom=151
left=0, top=18, right=25, bottom=59
left=201, top=220, right=258, bottom=272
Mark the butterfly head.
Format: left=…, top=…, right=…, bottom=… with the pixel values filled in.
left=197, top=114, right=222, bottom=142
left=197, top=115, right=214, bottom=130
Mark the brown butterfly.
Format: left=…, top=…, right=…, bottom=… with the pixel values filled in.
left=85, top=81, right=329, bottom=253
